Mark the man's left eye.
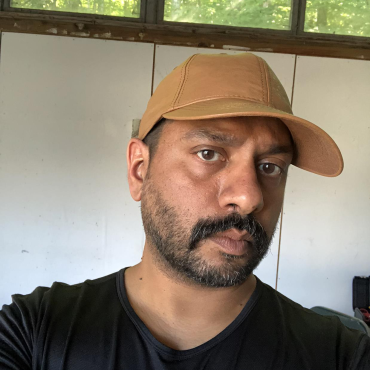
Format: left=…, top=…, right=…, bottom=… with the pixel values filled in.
left=257, top=163, right=282, bottom=177
left=196, top=150, right=221, bottom=162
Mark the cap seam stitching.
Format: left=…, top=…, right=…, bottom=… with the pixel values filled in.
left=171, top=57, right=189, bottom=109
left=170, top=61, right=185, bottom=109
left=263, top=61, right=271, bottom=107
left=256, top=56, right=267, bottom=104
left=167, top=95, right=265, bottom=108
left=173, top=54, right=198, bottom=108
left=176, top=55, right=196, bottom=106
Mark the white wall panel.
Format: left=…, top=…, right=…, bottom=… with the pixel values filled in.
left=153, top=45, right=296, bottom=288
left=0, top=33, right=153, bottom=306
left=278, top=56, right=370, bottom=315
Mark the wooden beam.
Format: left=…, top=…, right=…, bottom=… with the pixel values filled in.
left=0, top=11, right=369, bottom=60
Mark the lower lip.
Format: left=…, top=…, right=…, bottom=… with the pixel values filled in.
left=209, top=237, right=249, bottom=256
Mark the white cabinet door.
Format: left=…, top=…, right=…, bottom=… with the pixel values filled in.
left=0, top=33, right=154, bottom=306
left=278, top=56, right=370, bottom=315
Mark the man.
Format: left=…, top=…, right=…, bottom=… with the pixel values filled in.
left=0, top=53, right=369, bottom=369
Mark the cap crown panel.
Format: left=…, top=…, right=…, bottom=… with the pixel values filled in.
left=174, top=54, right=267, bottom=107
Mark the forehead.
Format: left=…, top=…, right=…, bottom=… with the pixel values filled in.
left=162, top=117, right=293, bottom=149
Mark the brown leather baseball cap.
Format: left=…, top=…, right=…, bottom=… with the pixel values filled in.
left=139, top=53, right=343, bottom=177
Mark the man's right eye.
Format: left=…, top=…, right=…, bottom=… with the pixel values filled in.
left=257, top=163, right=283, bottom=177
left=196, top=150, right=222, bottom=162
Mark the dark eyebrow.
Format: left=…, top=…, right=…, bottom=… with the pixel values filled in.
left=183, top=129, right=294, bottom=155
left=260, top=145, right=294, bottom=157
left=183, top=129, right=242, bottom=147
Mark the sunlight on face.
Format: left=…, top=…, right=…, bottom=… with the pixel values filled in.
left=141, top=117, right=293, bottom=287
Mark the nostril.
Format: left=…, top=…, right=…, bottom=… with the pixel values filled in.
left=230, top=203, right=237, bottom=211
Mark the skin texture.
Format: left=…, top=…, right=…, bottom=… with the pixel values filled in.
left=125, top=116, right=293, bottom=350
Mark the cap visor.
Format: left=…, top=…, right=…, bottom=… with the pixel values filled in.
left=163, top=99, right=343, bottom=177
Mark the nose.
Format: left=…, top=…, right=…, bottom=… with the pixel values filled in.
left=218, top=163, right=264, bottom=215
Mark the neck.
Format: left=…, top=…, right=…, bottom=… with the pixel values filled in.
left=124, top=243, right=257, bottom=350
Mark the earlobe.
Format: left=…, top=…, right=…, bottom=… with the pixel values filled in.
left=127, top=138, right=149, bottom=201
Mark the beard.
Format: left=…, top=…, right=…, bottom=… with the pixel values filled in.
left=141, top=178, right=275, bottom=288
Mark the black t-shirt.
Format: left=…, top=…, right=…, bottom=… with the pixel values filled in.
left=0, top=269, right=369, bottom=369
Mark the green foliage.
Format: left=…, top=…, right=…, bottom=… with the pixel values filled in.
left=305, top=0, right=370, bottom=37
left=11, top=0, right=370, bottom=37
left=165, top=0, right=370, bottom=36
left=164, top=0, right=292, bottom=30
left=11, top=0, right=140, bottom=17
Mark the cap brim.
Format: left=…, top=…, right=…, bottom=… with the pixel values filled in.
left=163, top=99, right=343, bottom=177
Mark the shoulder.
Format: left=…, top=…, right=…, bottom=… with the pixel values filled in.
left=1, top=270, right=120, bottom=327
left=8, top=270, right=119, bottom=312
left=260, top=281, right=363, bottom=337
left=257, top=281, right=370, bottom=369
left=0, top=270, right=121, bottom=368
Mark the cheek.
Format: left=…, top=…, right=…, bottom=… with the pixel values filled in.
left=259, top=183, right=286, bottom=236
left=152, top=157, right=219, bottom=218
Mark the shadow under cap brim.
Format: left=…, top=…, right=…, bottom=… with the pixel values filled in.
left=162, top=98, right=344, bottom=178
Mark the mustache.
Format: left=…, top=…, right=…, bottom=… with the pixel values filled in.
left=189, top=213, right=270, bottom=253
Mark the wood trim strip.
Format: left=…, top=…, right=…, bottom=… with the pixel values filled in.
left=0, top=11, right=369, bottom=61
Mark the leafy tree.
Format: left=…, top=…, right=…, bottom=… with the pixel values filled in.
left=164, top=0, right=291, bottom=30
left=305, top=0, right=370, bottom=37
left=11, top=0, right=370, bottom=37
left=11, top=0, right=140, bottom=17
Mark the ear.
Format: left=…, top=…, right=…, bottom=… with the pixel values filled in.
left=127, top=138, right=150, bottom=201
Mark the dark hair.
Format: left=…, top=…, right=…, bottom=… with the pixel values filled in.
left=142, top=118, right=168, bottom=159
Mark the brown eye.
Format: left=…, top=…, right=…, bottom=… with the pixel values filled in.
left=258, top=163, right=282, bottom=177
left=197, top=150, right=221, bottom=162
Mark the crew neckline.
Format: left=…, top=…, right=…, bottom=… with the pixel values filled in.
left=116, top=268, right=263, bottom=360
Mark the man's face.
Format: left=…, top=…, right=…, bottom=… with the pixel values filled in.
left=140, top=117, right=293, bottom=287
